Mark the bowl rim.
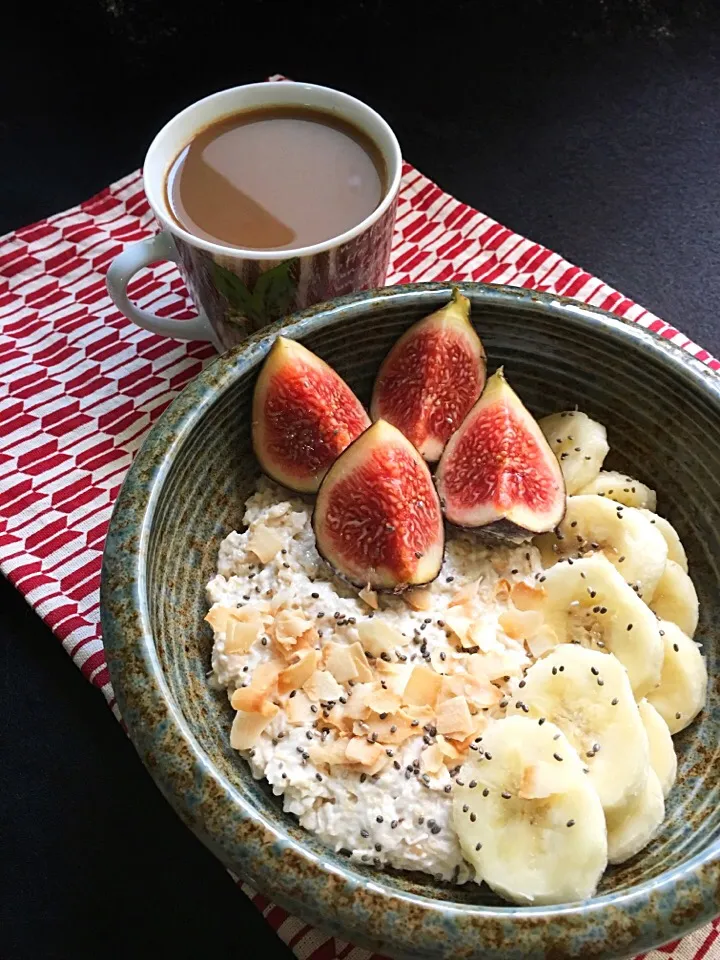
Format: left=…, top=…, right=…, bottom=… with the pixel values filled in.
left=101, top=282, right=720, bottom=959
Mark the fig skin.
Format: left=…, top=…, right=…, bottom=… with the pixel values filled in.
left=252, top=336, right=370, bottom=494
left=370, top=288, right=486, bottom=462
left=435, top=368, right=566, bottom=542
left=313, top=420, right=445, bottom=591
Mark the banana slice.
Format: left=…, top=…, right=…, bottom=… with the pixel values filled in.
left=539, top=411, right=609, bottom=495
left=638, top=699, right=677, bottom=797
left=520, top=645, right=649, bottom=816
left=453, top=715, right=607, bottom=905
left=536, top=495, right=667, bottom=603
left=649, top=560, right=699, bottom=638
left=578, top=471, right=657, bottom=511
left=647, top=620, right=707, bottom=734
left=606, top=770, right=664, bottom=864
left=639, top=510, right=688, bottom=573
left=536, top=553, right=663, bottom=699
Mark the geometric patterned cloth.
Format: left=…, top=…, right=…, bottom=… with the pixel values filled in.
left=1, top=160, right=717, bottom=959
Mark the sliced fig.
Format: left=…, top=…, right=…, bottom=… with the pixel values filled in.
left=252, top=337, right=370, bottom=493
left=435, top=368, right=565, bottom=540
left=313, top=420, right=444, bottom=590
left=370, top=288, right=486, bottom=462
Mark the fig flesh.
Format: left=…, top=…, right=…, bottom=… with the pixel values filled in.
left=435, top=369, right=566, bottom=540
left=313, top=420, right=444, bottom=590
left=252, top=337, right=370, bottom=493
left=370, top=288, right=486, bottom=462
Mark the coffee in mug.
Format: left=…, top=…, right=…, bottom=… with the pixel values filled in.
left=105, top=82, right=402, bottom=353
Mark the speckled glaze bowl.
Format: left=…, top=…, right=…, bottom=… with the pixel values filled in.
left=101, top=283, right=720, bottom=960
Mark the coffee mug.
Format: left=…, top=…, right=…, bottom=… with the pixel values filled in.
left=106, top=81, right=402, bottom=352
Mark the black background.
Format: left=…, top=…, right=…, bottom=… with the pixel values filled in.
left=3, top=2, right=720, bottom=958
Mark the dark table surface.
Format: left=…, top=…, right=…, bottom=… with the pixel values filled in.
left=3, top=2, right=720, bottom=958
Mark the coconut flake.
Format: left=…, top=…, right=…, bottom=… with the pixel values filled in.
left=278, top=648, right=318, bottom=694
left=449, top=578, right=482, bottom=607
left=324, top=642, right=359, bottom=683
left=511, top=580, right=546, bottom=611
left=436, top=696, right=473, bottom=737
left=357, top=619, right=408, bottom=657
left=303, top=669, right=345, bottom=703
left=366, top=684, right=402, bottom=715
left=499, top=608, right=543, bottom=641
left=230, top=704, right=278, bottom=749
left=403, top=664, right=442, bottom=707
left=421, top=743, right=445, bottom=775
left=248, top=525, right=284, bottom=564
left=286, top=689, right=315, bottom=724
left=358, top=584, right=379, bottom=609
left=404, top=587, right=434, bottom=611
left=527, top=625, right=559, bottom=658
left=345, top=737, right=385, bottom=766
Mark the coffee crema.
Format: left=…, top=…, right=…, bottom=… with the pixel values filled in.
left=165, top=105, right=386, bottom=251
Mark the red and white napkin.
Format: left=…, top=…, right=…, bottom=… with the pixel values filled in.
left=1, top=157, right=717, bottom=959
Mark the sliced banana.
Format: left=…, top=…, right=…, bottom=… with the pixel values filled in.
left=638, top=510, right=688, bottom=573
left=638, top=700, right=677, bottom=797
left=649, top=560, right=699, bottom=638
left=578, top=470, right=657, bottom=511
left=536, top=495, right=667, bottom=603
left=453, top=715, right=607, bottom=905
left=520, top=645, right=649, bottom=817
left=536, top=553, right=664, bottom=699
left=539, top=411, right=609, bottom=495
left=606, top=770, right=664, bottom=865
left=647, top=620, right=707, bottom=734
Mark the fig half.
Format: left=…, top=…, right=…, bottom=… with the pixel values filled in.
left=435, top=369, right=565, bottom=540
left=313, top=420, right=444, bottom=590
left=252, top=337, right=370, bottom=493
left=370, top=288, right=486, bottom=462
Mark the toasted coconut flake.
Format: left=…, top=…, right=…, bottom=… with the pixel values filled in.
left=404, top=587, right=433, bottom=611
left=345, top=736, right=385, bottom=766
left=499, top=608, right=543, bottom=641
left=357, top=619, right=408, bottom=657
left=358, top=584, right=379, bottom=609
left=445, top=611, right=472, bottom=644
left=226, top=615, right=264, bottom=655
left=449, top=578, right=482, bottom=607
left=465, top=675, right=503, bottom=708
left=403, top=664, right=442, bottom=707
left=366, top=752, right=389, bottom=776
left=308, top=737, right=350, bottom=767
left=366, top=684, right=402, bottom=715
left=401, top=703, right=435, bottom=722
left=324, top=702, right=353, bottom=733
left=354, top=713, right=415, bottom=744
left=279, top=648, right=318, bottom=694
left=303, top=669, right=345, bottom=702
left=421, top=743, right=446, bottom=775
left=324, top=642, right=359, bottom=683
left=343, top=683, right=373, bottom=720
left=374, top=661, right=412, bottom=696
left=494, top=578, right=512, bottom=602
left=347, top=642, right=373, bottom=683
left=518, top=761, right=570, bottom=799
left=440, top=674, right=465, bottom=701
left=436, top=695, right=473, bottom=737
left=231, top=660, right=281, bottom=714
left=467, top=651, right=523, bottom=682
left=230, top=705, right=278, bottom=749
left=275, top=608, right=312, bottom=644
left=511, top=580, right=546, bottom=611
left=436, top=735, right=461, bottom=760
left=527, top=625, right=559, bottom=658
left=468, top=620, right=497, bottom=652
left=248, top=525, right=284, bottom=564
left=286, top=689, right=315, bottom=724
left=205, top=605, right=232, bottom=633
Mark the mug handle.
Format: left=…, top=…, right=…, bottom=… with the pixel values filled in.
left=106, top=231, right=214, bottom=341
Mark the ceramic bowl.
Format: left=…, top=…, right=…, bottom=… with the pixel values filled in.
left=101, top=283, right=720, bottom=959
